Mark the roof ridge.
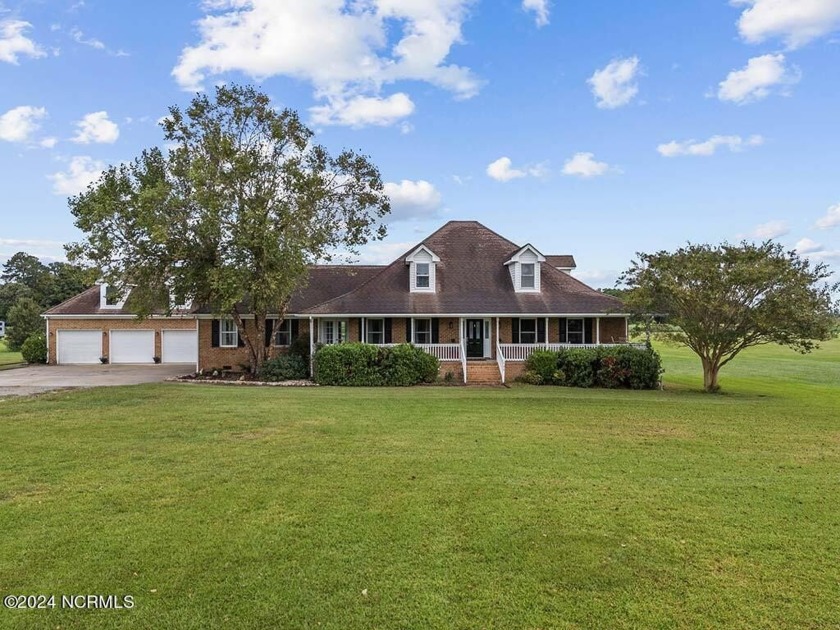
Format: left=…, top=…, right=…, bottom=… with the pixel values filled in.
left=301, top=260, right=398, bottom=313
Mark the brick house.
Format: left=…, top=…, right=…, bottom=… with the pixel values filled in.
left=43, top=221, right=629, bottom=384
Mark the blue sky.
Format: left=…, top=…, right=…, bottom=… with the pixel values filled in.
left=1, top=0, right=839, bottom=288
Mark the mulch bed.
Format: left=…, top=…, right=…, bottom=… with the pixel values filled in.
left=169, top=373, right=317, bottom=387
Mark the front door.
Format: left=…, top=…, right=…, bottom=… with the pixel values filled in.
left=466, top=319, right=484, bottom=358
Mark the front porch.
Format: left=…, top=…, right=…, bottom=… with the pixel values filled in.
left=309, top=316, right=632, bottom=384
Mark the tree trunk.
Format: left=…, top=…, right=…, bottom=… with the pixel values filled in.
left=251, top=314, right=266, bottom=374
left=701, top=356, right=721, bottom=393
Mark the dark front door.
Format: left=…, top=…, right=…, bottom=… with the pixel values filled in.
left=466, top=319, right=484, bottom=358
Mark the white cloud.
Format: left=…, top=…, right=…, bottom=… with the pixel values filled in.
left=561, top=152, right=611, bottom=179
left=751, top=219, right=790, bottom=239
left=357, top=241, right=417, bottom=265
left=383, top=180, right=443, bottom=221
left=0, top=238, right=65, bottom=248
left=717, top=54, right=800, bottom=104
left=588, top=56, right=641, bottom=109
left=795, top=237, right=823, bottom=254
left=39, top=136, right=58, bottom=148
left=733, top=0, right=840, bottom=49
left=486, top=156, right=547, bottom=182
left=0, top=19, right=45, bottom=64
left=310, top=93, right=415, bottom=128
left=72, top=111, right=120, bottom=144
left=575, top=269, right=619, bottom=289
left=657, top=134, right=764, bottom=157
left=0, top=106, right=47, bottom=143
left=522, top=0, right=550, bottom=27
left=171, top=0, right=481, bottom=128
left=48, top=156, right=105, bottom=196
left=70, top=27, right=104, bottom=50
left=816, top=203, right=840, bottom=229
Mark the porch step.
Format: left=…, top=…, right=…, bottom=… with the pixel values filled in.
left=466, top=361, right=502, bottom=385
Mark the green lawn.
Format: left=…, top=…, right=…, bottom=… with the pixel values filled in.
left=1, top=341, right=838, bottom=628
left=0, top=339, right=22, bottom=367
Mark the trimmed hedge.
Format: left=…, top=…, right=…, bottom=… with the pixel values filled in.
left=20, top=332, right=47, bottom=364
left=521, top=345, right=662, bottom=389
left=258, top=354, right=309, bottom=382
left=314, top=343, right=439, bottom=386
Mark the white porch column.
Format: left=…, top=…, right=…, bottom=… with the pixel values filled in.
left=596, top=317, right=601, bottom=345
left=361, top=317, right=365, bottom=343
left=545, top=317, right=549, bottom=347
left=410, top=318, right=415, bottom=344
left=496, top=317, right=500, bottom=349
left=309, top=317, right=315, bottom=375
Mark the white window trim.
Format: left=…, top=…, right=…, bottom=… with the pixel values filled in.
left=99, top=283, right=127, bottom=310
left=220, top=319, right=238, bottom=348
left=366, top=318, right=385, bottom=345
left=413, top=318, right=432, bottom=345
left=521, top=263, right=536, bottom=289
left=566, top=318, right=585, bottom=345
left=519, top=318, right=538, bottom=344
left=320, top=319, right=348, bottom=345
left=274, top=319, right=292, bottom=346
left=405, top=245, right=440, bottom=294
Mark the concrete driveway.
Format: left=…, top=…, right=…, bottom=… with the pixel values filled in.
left=0, top=364, right=193, bottom=398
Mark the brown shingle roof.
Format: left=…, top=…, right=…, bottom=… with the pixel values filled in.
left=545, top=255, right=576, bottom=269
left=303, top=221, right=624, bottom=315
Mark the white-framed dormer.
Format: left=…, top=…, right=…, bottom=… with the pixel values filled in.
left=405, top=245, right=440, bottom=293
left=99, top=283, right=128, bottom=309
left=505, top=244, right=546, bottom=293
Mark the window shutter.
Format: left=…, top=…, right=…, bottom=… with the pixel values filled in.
left=431, top=318, right=439, bottom=344
left=237, top=322, right=245, bottom=347
left=211, top=319, right=220, bottom=347
left=405, top=318, right=412, bottom=343
left=384, top=318, right=392, bottom=344
left=584, top=318, right=594, bottom=344
left=291, top=319, right=299, bottom=339
left=511, top=318, right=520, bottom=344
left=265, top=319, right=274, bottom=347
left=537, top=318, right=546, bottom=343
left=357, top=318, right=363, bottom=342
left=558, top=318, right=567, bottom=343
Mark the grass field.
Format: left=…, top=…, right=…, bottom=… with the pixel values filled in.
left=0, top=341, right=838, bottom=628
left=0, top=340, right=22, bottom=367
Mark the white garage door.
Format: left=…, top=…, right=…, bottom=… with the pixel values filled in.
left=57, top=330, right=102, bottom=364
left=161, top=330, right=197, bottom=364
left=110, top=330, right=155, bottom=364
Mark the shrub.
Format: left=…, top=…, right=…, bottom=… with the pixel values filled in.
left=595, top=355, right=630, bottom=389
left=20, top=332, right=47, bottom=364
left=558, top=348, right=596, bottom=388
left=289, top=334, right=311, bottom=361
left=313, top=343, right=439, bottom=387
left=258, top=354, right=309, bottom=382
left=621, top=346, right=663, bottom=390
left=525, top=350, right=560, bottom=384
left=517, top=371, right=544, bottom=385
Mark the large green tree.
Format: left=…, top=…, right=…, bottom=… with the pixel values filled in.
left=620, top=241, right=837, bottom=392
left=67, top=84, right=390, bottom=372
left=5, top=297, right=44, bottom=352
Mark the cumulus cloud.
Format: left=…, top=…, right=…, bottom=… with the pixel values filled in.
left=657, top=134, right=764, bottom=157
left=486, top=156, right=547, bottom=182
left=588, top=56, right=641, bottom=109
left=0, top=105, right=47, bottom=143
left=383, top=180, right=443, bottom=221
left=733, top=0, right=840, bottom=49
left=310, top=93, right=415, bottom=128
left=171, top=0, right=481, bottom=128
left=815, top=203, right=840, bottom=229
left=72, top=111, right=120, bottom=144
left=717, top=54, right=800, bottom=104
left=522, top=0, right=550, bottom=27
left=561, top=152, right=611, bottom=179
left=48, top=156, right=105, bottom=195
left=793, top=236, right=840, bottom=261
left=0, top=19, right=46, bottom=64
left=751, top=220, right=790, bottom=239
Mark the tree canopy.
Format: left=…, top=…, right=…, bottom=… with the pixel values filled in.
left=0, top=253, right=89, bottom=322
left=620, top=241, right=838, bottom=392
left=67, top=84, right=390, bottom=372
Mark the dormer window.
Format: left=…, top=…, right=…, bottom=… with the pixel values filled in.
left=405, top=245, right=440, bottom=293
left=521, top=264, right=535, bottom=289
left=99, top=283, right=127, bottom=309
left=505, top=244, right=546, bottom=293
left=416, top=263, right=430, bottom=288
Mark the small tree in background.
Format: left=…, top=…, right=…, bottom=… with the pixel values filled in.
left=6, top=297, right=44, bottom=352
left=620, top=241, right=837, bottom=392
left=67, top=84, right=390, bottom=373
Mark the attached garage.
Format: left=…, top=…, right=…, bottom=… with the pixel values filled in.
left=110, top=330, right=155, bottom=364
left=57, top=330, right=102, bottom=364
left=161, top=330, right=197, bottom=364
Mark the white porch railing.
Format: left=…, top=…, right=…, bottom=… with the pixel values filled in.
left=416, top=343, right=461, bottom=361
left=499, top=343, right=647, bottom=362
left=496, top=343, right=506, bottom=384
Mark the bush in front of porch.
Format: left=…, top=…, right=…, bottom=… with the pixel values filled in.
left=314, top=343, right=439, bottom=386
left=522, top=345, right=662, bottom=389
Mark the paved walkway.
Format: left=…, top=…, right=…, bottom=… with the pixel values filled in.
left=0, top=364, right=192, bottom=397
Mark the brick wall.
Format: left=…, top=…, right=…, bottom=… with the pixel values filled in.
left=46, top=317, right=196, bottom=365
left=198, top=318, right=312, bottom=371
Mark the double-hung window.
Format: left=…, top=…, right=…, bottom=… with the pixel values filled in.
left=413, top=318, right=432, bottom=344
left=521, top=263, right=535, bottom=289
left=220, top=319, right=238, bottom=347
left=366, top=319, right=385, bottom=344
left=567, top=318, right=584, bottom=345
left=519, top=318, right=537, bottom=344
left=415, top=263, right=430, bottom=289
left=274, top=320, right=291, bottom=346
left=322, top=320, right=347, bottom=345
